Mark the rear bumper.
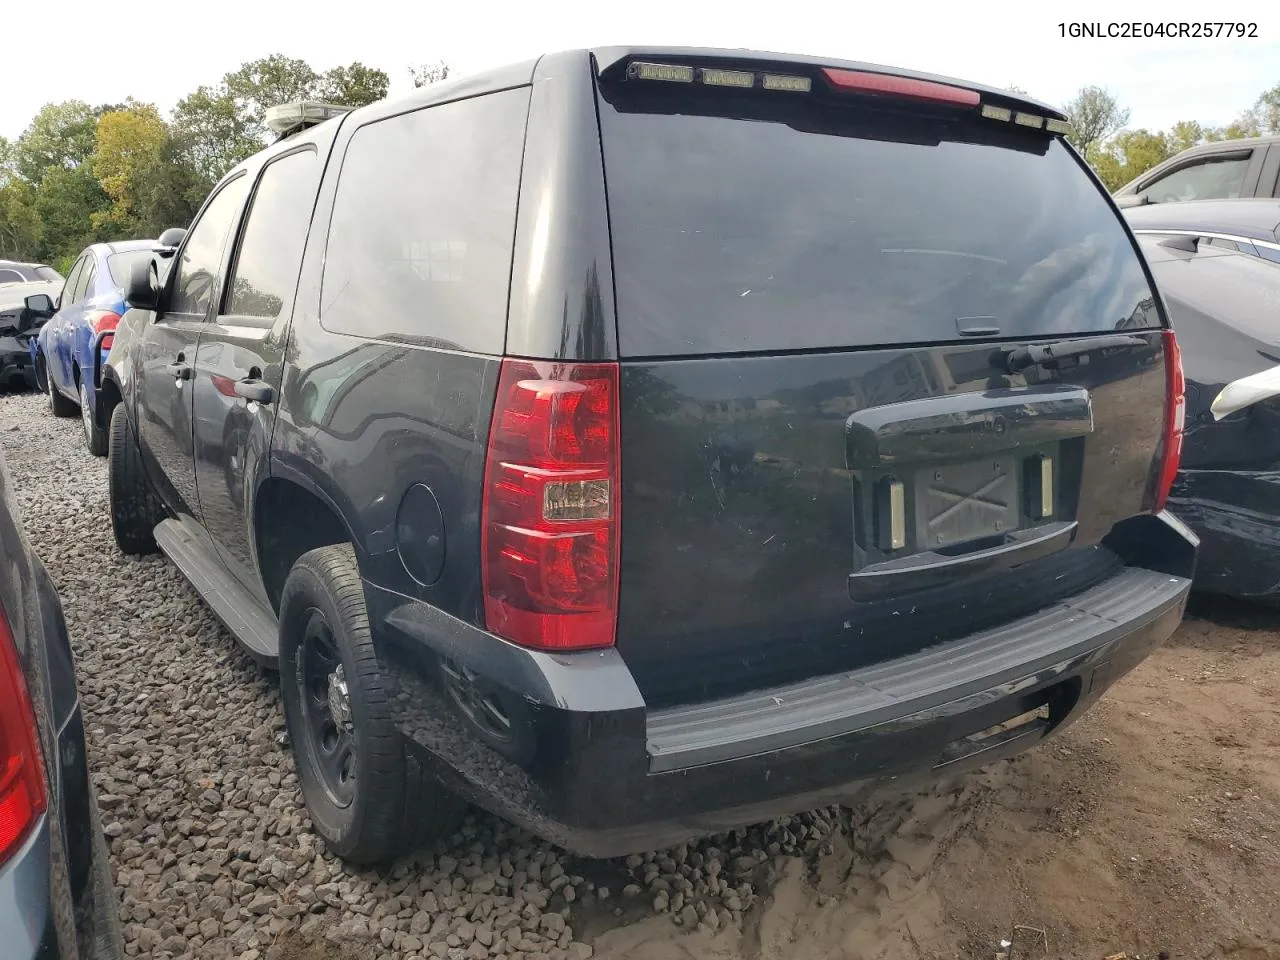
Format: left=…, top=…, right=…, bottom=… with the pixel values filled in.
left=372, top=522, right=1194, bottom=857
left=1170, top=468, right=1280, bottom=602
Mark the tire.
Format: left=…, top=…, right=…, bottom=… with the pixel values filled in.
left=80, top=381, right=108, bottom=456
left=279, top=544, right=465, bottom=865
left=48, top=366, right=77, bottom=417
left=108, top=404, right=163, bottom=555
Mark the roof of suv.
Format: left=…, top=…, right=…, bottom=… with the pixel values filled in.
left=265, top=46, right=1068, bottom=160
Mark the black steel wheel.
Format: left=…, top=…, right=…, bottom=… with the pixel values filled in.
left=279, top=544, right=464, bottom=864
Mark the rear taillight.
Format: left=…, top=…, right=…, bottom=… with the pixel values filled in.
left=89, top=310, right=121, bottom=351
left=821, top=68, right=980, bottom=107
left=1152, top=329, right=1185, bottom=513
left=481, top=360, right=621, bottom=651
left=0, top=601, right=47, bottom=866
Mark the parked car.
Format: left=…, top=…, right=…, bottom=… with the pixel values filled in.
left=27, top=241, right=156, bottom=455
left=0, top=282, right=60, bottom=391
left=1135, top=232, right=1280, bottom=603
left=102, top=48, right=1196, bottom=862
left=1123, top=198, right=1280, bottom=264
left=0, top=447, right=125, bottom=957
left=1114, top=135, right=1280, bottom=209
left=0, top=261, right=63, bottom=286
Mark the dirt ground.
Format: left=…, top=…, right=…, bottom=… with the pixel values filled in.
left=588, top=595, right=1280, bottom=960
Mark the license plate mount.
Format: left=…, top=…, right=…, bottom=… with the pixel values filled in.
left=914, top=457, right=1021, bottom=550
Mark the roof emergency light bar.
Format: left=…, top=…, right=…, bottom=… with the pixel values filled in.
left=623, top=59, right=1074, bottom=137
left=264, top=101, right=353, bottom=139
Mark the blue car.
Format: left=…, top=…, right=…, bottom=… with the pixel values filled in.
left=31, top=241, right=155, bottom=455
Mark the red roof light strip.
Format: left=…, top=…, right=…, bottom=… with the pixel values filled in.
left=821, top=69, right=980, bottom=107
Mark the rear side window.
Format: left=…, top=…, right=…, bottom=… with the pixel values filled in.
left=320, top=88, right=530, bottom=353
left=73, top=260, right=97, bottom=303
left=223, top=149, right=320, bottom=323
left=0, top=269, right=23, bottom=283
left=107, top=250, right=153, bottom=288
left=598, top=89, right=1161, bottom=356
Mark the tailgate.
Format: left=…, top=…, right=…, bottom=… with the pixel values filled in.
left=597, top=58, right=1169, bottom=706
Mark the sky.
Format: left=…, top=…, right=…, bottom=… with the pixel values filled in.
left=3, top=0, right=1277, bottom=141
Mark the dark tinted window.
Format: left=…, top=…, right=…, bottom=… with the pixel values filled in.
left=598, top=91, right=1161, bottom=356
left=107, top=250, right=153, bottom=287
left=171, top=176, right=250, bottom=317
left=224, top=150, right=319, bottom=322
left=320, top=88, right=529, bottom=353
left=35, top=266, right=63, bottom=282
left=1259, top=245, right=1280, bottom=264
left=0, top=269, right=23, bottom=283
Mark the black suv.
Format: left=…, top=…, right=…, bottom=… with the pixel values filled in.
left=102, top=48, right=1197, bottom=862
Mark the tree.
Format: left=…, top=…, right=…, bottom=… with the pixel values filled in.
left=1255, top=84, right=1280, bottom=135
left=1090, top=129, right=1173, bottom=191
left=1063, top=86, right=1130, bottom=161
left=91, top=102, right=202, bottom=235
left=319, top=63, right=389, bottom=107
left=33, top=165, right=114, bottom=261
left=1166, top=120, right=1204, bottom=154
left=0, top=180, right=41, bottom=260
left=171, top=85, right=260, bottom=190
left=1006, top=84, right=1027, bottom=95
left=12, top=101, right=99, bottom=183
left=410, top=62, right=450, bottom=88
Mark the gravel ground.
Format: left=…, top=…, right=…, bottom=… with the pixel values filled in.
left=6, top=386, right=1280, bottom=960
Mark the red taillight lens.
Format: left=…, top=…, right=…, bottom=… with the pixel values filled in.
left=89, top=310, right=121, bottom=351
left=1152, top=329, right=1185, bottom=513
left=0, top=602, right=47, bottom=866
left=821, top=68, right=980, bottom=107
left=482, top=360, right=621, bottom=651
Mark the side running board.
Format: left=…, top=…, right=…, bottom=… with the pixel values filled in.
left=153, top=519, right=279, bottom=666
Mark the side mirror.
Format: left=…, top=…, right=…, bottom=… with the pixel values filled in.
left=154, top=226, right=187, bottom=259
left=126, top=258, right=163, bottom=312
left=24, top=293, right=55, bottom=315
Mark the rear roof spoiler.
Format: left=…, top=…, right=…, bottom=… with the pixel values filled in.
left=590, top=46, right=1068, bottom=122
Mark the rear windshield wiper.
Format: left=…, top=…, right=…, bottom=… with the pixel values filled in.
left=1000, top=335, right=1149, bottom=374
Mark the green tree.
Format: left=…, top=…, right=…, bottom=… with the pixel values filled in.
left=171, top=85, right=260, bottom=189
left=33, top=165, right=114, bottom=261
left=12, top=101, right=99, bottom=183
left=319, top=63, right=389, bottom=107
left=91, top=102, right=202, bottom=236
left=410, top=61, right=450, bottom=88
left=1063, top=86, right=1130, bottom=161
left=1254, top=84, right=1280, bottom=135
left=1166, top=120, right=1204, bottom=154
left=0, top=180, right=42, bottom=260
left=1091, top=129, right=1173, bottom=191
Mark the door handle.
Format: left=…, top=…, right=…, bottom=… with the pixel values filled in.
left=234, top=378, right=275, bottom=405
left=165, top=362, right=192, bottom=380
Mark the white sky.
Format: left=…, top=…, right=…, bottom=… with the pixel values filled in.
left=3, top=0, right=1277, bottom=141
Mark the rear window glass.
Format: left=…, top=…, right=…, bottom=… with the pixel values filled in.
left=107, top=250, right=153, bottom=287
left=35, top=266, right=63, bottom=282
left=598, top=89, right=1160, bottom=356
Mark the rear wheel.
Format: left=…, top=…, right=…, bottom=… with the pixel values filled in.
left=279, top=544, right=464, bottom=865
left=80, top=381, right=108, bottom=456
left=108, top=404, right=163, bottom=555
left=48, top=367, right=77, bottom=417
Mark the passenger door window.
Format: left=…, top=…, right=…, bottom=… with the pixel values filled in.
left=0, top=269, right=23, bottom=283
left=59, top=257, right=86, bottom=308
left=168, top=176, right=251, bottom=318
left=1144, top=155, right=1252, bottom=203
left=221, top=150, right=320, bottom=325
left=73, top=260, right=97, bottom=303
left=319, top=88, right=529, bottom=353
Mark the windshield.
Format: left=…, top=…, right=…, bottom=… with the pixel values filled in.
left=598, top=89, right=1161, bottom=356
left=107, top=250, right=154, bottom=287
